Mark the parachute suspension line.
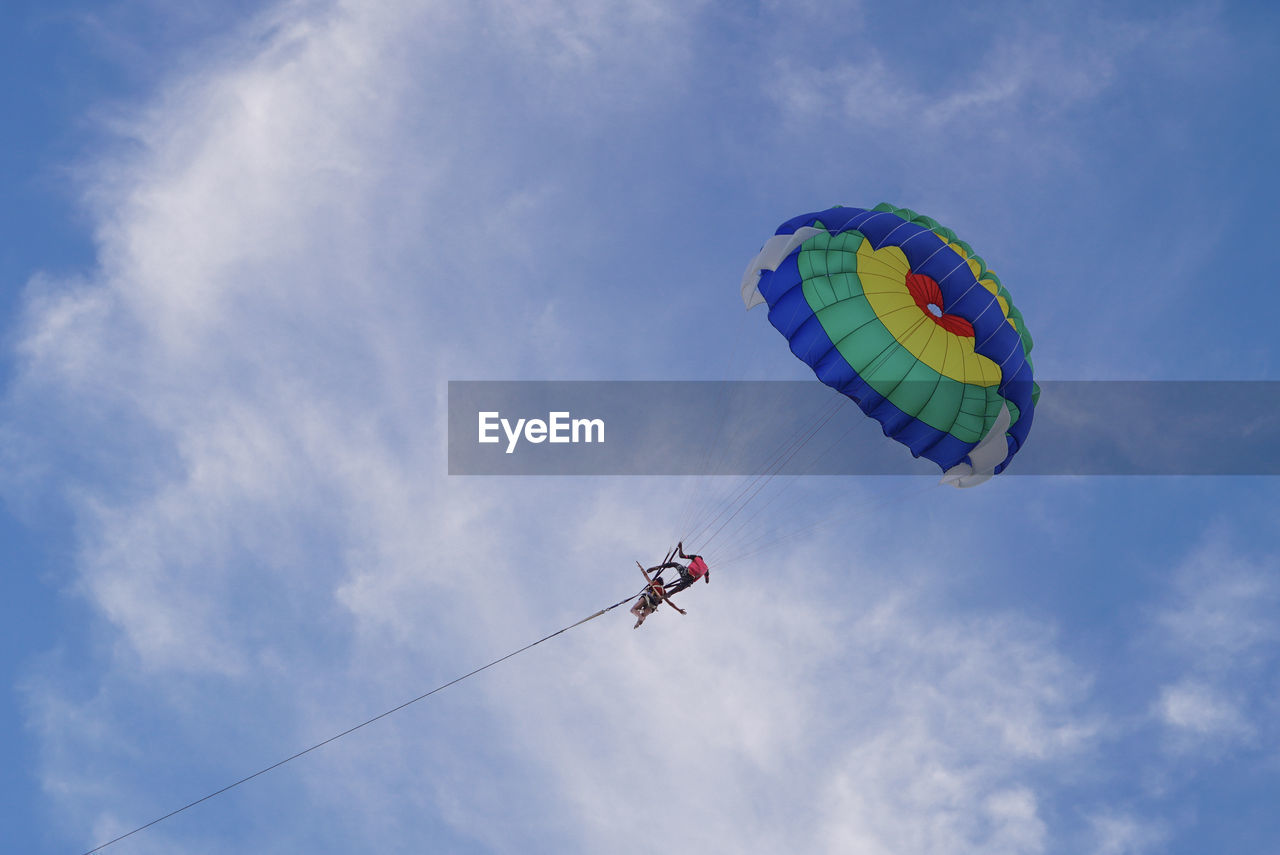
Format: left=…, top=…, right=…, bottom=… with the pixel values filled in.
left=717, top=479, right=937, bottom=567
left=677, top=394, right=837, bottom=547
left=78, top=593, right=637, bottom=855
left=707, top=317, right=952, bottom=563
left=680, top=394, right=845, bottom=550
left=684, top=224, right=937, bottom=555
left=693, top=397, right=848, bottom=554
left=709, top=412, right=868, bottom=554
left=686, top=396, right=844, bottom=555
left=683, top=290, right=935, bottom=552
left=703, top=305, right=943, bottom=557
left=691, top=399, right=845, bottom=551
left=716, top=301, right=938, bottom=559
left=673, top=312, right=749, bottom=545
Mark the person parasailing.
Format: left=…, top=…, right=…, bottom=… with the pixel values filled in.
left=631, top=565, right=687, bottom=629
left=648, top=541, right=710, bottom=597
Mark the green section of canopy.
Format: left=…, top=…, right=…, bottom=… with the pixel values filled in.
left=796, top=229, right=1016, bottom=443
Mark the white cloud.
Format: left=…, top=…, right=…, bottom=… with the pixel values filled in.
left=1086, top=810, right=1167, bottom=855
left=763, top=24, right=1129, bottom=152
left=1146, top=534, right=1278, bottom=757
left=1155, top=679, right=1252, bottom=742
left=5, top=0, right=714, bottom=849
left=426, top=572, right=1100, bottom=855
left=806, top=600, right=1092, bottom=855
left=1154, top=539, right=1279, bottom=671
left=488, top=0, right=693, bottom=74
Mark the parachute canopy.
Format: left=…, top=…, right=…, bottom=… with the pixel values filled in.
left=741, top=203, right=1037, bottom=487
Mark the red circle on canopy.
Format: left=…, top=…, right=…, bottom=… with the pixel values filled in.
left=905, top=272, right=975, bottom=337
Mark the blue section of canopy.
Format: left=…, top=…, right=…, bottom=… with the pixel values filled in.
left=754, top=205, right=1035, bottom=473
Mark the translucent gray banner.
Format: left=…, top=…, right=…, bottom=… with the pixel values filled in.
left=447, top=381, right=1280, bottom=476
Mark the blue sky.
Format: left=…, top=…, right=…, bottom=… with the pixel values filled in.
left=3, top=1, right=1279, bottom=853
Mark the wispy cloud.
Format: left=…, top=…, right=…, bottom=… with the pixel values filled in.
left=426, top=569, right=1103, bottom=854
left=4, top=0, right=715, bottom=848
left=762, top=18, right=1135, bottom=166
left=1086, top=810, right=1168, bottom=855
left=1147, top=533, right=1278, bottom=755
left=1155, top=679, right=1253, bottom=743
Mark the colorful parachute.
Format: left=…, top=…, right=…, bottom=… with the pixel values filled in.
left=741, top=203, right=1037, bottom=487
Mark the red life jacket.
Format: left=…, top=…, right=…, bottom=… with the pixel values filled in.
left=687, top=555, right=709, bottom=578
